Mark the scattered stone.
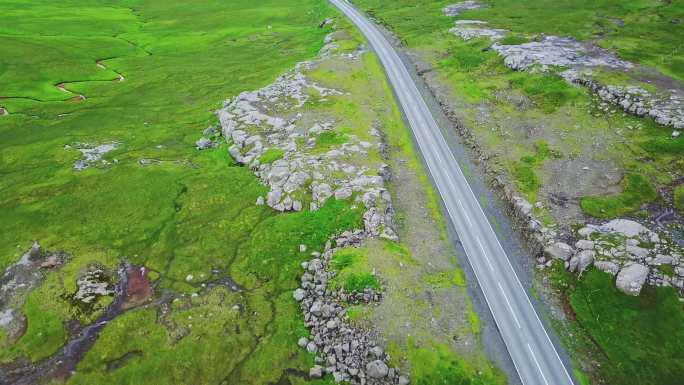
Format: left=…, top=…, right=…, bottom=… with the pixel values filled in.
left=616, top=263, right=649, bottom=296
left=544, top=242, right=574, bottom=261
left=195, top=137, right=215, bottom=150
left=293, top=288, right=306, bottom=301
left=74, top=268, right=114, bottom=304
left=595, top=261, right=620, bottom=275
left=71, top=142, right=118, bottom=171
left=443, top=1, right=482, bottom=17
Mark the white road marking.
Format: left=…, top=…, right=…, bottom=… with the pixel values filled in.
left=457, top=199, right=473, bottom=227
left=475, top=236, right=495, bottom=272
left=528, top=343, right=550, bottom=385
left=498, top=282, right=522, bottom=329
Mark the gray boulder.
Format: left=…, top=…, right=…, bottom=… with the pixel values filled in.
left=569, top=250, right=595, bottom=274
left=595, top=261, right=619, bottom=275
left=366, top=360, right=389, bottom=378
left=575, top=240, right=594, bottom=250
left=309, top=365, right=324, bottom=378
left=544, top=242, right=574, bottom=261
left=196, top=137, right=213, bottom=150
left=293, top=288, right=306, bottom=302
left=616, top=263, right=649, bottom=296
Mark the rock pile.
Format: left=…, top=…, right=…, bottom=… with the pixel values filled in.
left=442, top=2, right=683, bottom=129
left=212, top=28, right=407, bottom=383
left=67, top=142, right=118, bottom=171
left=538, top=216, right=683, bottom=296
left=294, top=230, right=409, bottom=385
left=74, top=268, right=114, bottom=304
left=491, top=36, right=632, bottom=72
left=214, top=31, right=397, bottom=240
left=443, top=1, right=482, bottom=17
left=0, top=242, right=69, bottom=340
left=565, top=74, right=684, bottom=129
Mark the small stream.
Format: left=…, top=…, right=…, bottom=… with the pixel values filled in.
left=1, top=263, right=153, bottom=385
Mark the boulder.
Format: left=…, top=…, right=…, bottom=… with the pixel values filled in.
left=616, top=263, right=649, bottom=296
left=366, top=360, right=389, bottom=378
left=297, top=337, right=309, bottom=348
left=595, top=261, right=619, bottom=275
left=309, top=365, right=324, bottom=378
left=569, top=250, right=595, bottom=274
left=577, top=226, right=597, bottom=238
left=512, top=196, right=533, bottom=217
left=293, top=288, right=306, bottom=302
left=544, top=242, right=574, bottom=261
left=575, top=240, right=594, bottom=250
left=600, top=219, right=659, bottom=243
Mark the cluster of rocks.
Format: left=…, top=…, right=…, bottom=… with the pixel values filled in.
left=293, top=230, right=409, bottom=385
left=443, top=1, right=482, bottom=17
left=442, top=2, right=684, bottom=129
left=510, top=193, right=683, bottom=297
left=449, top=20, right=507, bottom=41
left=195, top=126, right=221, bottom=150
left=0, top=242, right=68, bottom=340
left=213, top=31, right=397, bottom=240
left=492, top=36, right=632, bottom=73
left=73, top=267, right=114, bottom=304
left=536, top=215, right=684, bottom=296
left=66, top=142, right=118, bottom=171
left=565, top=73, right=684, bottom=129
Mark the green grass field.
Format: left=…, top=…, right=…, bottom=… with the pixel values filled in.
left=550, top=264, right=684, bottom=385
left=0, top=1, right=356, bottom=383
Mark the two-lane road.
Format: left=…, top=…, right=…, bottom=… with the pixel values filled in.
left=329, top=1, right=576, bottom=385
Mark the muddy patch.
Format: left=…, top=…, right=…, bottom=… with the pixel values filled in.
left=0, top=243, right=68, bottom=343
left=1, top=263, right=153, bottom=385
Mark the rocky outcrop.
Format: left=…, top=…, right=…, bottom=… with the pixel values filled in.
left=443, top=1, right=482, bottom=17
left=492, top=36, right=632, bottom=72
left=74, top=268, right=114, bottom=304
left=0, top=242, right=69, bottom=341
left=294, top=230, right=408, bottom=384
left=213, top=26, right=406, bottom=384
left=534, top=217, right=684, bottom=296
left=214, top=30, right=397, bottom=240
left=565, top=73, right=684, bottom=129
left=443, top=6, right=683, bottom=129
left=67, top=142, right=118, bottom=171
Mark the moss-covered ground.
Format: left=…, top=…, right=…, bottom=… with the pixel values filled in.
left=0, top=1, right=358, bottom=383
left=548, top=263, right=684, bottom=385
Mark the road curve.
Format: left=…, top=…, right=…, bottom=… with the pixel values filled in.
left=329, top=1, right=576, bottom=385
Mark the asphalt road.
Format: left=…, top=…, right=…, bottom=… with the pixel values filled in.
left=329, top=1, right=576, bottom=384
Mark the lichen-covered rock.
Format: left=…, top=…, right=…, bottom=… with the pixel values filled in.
left=616, top=263, right=649, bottom=296
left=544, top=242, right=574, bottom=261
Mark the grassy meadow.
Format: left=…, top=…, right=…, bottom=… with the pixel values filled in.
left=0, top=0, right=359, bottom=383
